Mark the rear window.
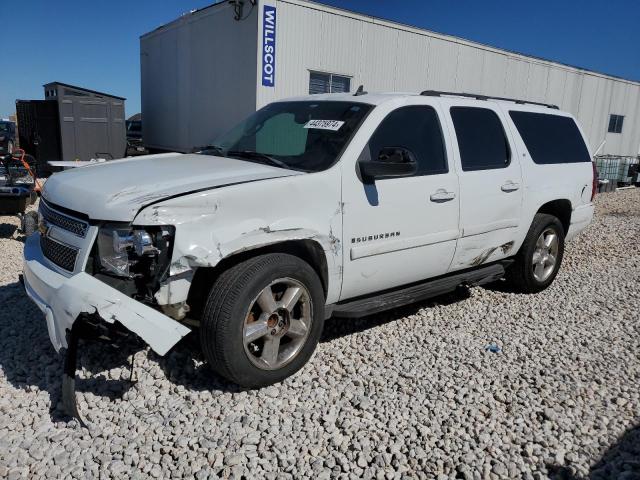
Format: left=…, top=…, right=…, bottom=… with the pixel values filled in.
left=450, top=107, right=510, bottom=171
left=509, top=111, right=591, bottom=164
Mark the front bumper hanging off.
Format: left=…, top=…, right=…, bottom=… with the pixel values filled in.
left=22, top=233, right=191, bottom=424
left=23, top=233, right=191, bottom=355
left=57, top=313, right=137, bottom=426
left=61, top=322, right=84, bottom=426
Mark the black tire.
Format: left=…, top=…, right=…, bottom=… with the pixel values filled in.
left=506, top=213, right=565, bottom=293
left=200, top=253, right=325, bottom=388
left=21, top=211, right=39, bottom=236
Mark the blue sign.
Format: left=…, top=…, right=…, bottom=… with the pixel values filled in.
left=261, top=5, right=276, bottom=87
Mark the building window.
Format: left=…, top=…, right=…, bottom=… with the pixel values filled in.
left=309, top=71, right=351, bottom=95
left=608, top=114, right=624, bottom=134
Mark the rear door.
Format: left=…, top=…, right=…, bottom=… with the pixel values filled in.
left=340, top=98, right=460, bottom=299
left=443, top=101, right=523, bottom=270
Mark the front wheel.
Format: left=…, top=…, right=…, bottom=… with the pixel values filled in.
left=506, top=213, right=565, bottom=293
left=200, top=253, right=325, bottom=388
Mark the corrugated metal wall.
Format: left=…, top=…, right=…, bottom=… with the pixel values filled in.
left=258, top=0, right=640, bottom=156
left=141, top=2, right=258, bottom=152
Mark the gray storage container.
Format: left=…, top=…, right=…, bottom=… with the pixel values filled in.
left=42, top=82, right=127, bottom=162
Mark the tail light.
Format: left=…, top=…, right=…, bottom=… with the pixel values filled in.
left=591, top=162, right=598, bottom=201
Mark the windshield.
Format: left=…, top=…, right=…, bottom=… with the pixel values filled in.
left=200, top=101, right=372, bottom=172
left=0, top=123, right=11, bottom=132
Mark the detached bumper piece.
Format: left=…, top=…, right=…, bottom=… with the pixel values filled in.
left=62, top=314, right=137, bottom=427
left=62, top=323, right=83, bottom=427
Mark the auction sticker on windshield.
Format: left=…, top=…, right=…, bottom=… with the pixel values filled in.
left=304, top=120, right=345, bottom=131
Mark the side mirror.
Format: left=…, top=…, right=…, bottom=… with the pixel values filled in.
left=358, top=147, right=418, bottom=181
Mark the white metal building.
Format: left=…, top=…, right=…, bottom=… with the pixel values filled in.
left=141, top=0, right=640, bottom=157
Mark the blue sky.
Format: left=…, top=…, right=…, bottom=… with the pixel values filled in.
left=1, top=0, right=638, bottom=118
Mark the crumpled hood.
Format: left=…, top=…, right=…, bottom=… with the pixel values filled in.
left=42, top=153, right=300, bottom=222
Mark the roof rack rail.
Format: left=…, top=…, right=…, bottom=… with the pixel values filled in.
left=353, top=85, right=367, bottom=96
left=419, top=90, right=559, bottom=109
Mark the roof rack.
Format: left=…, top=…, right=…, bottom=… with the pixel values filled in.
left=420, top=90, right=559, bottom=109
left=353, top=85, right=367, bottom=96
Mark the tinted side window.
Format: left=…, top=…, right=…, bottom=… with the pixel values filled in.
left=450, top=107, right=510, bottom=171
left=367, top=106, right=447, bottom=176
left=509, top=111, right=591, bottom=164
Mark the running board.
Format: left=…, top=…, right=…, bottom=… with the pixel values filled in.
left=331, top=262, right=508, bottom=318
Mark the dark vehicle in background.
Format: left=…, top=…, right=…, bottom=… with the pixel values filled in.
left=0, top=121, right=16, bottom=154
left=126, top=116, right=147, bottom=156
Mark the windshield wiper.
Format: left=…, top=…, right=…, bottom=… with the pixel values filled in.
left=227, top=150, right=291, bottom=170
left=194, top=144, right=225, bottom=155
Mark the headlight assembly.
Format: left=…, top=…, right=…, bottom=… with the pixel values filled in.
left=97, top=226, right=134, bottom=277
left=97, top=225, right=172, bottom=277
left=132, top=230, right=159, bottom=256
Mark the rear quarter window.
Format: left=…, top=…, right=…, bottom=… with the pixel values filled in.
left=509, top=111, right=591, bottom=164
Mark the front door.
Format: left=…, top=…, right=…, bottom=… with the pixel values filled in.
left=340, top=99, right=460, bottom=300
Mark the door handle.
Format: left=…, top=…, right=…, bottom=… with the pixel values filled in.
left=501, top=181, right=520, bottom=192
left=430, top=189, right=456, bottom=202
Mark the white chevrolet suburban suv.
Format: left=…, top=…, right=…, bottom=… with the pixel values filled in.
left=23, top=90, right=596, bottom=391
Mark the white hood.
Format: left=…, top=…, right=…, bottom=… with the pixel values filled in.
left=42, top=153, right=300, bottom=222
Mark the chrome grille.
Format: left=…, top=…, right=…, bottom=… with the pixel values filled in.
left=40, top=235, right=78, bottom=272
left=40, top=201, right=89, bottom=238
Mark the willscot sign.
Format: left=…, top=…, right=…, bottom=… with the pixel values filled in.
left=261, top=5, right=276, bottom=87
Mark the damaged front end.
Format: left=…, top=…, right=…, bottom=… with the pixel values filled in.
left=22, top=209, right=192, bottom=424
left=87, top=223, right=192, bottom=320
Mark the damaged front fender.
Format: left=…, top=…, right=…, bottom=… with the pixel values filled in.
left=134, top=172, right=344, bottom=305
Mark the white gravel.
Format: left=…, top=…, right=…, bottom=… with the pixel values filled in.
left=1, top=190, right=639, bottom=479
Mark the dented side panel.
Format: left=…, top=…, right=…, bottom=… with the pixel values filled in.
left=450, top=233, right=516, bottom=270
left=134, top=169, right=344, bottom=305
left=437, top=98, right=525, bottom=271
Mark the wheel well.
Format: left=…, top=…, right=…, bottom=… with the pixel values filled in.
left=186, top=240, right=329, bottom=321
left=537, top=199, right=572, bottom=234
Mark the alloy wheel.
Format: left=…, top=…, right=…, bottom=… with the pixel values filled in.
left=242, top=278, right=312, bottom=370
left=532, top=227, right=559, bottom=282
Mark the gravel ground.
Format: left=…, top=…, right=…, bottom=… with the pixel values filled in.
left=1, top=189, right=639, bottom=480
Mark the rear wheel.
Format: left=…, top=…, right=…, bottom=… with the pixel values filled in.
left=506, top=213, right=565, bottom=293
left=200, top=253, right=325, bottom=388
